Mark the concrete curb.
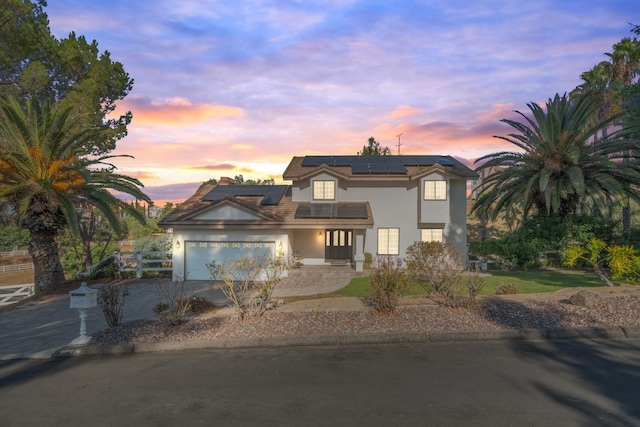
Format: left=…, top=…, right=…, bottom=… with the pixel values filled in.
left=25, top=325, right=637, bottom=360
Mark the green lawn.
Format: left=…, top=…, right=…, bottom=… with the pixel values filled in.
left=331, top=268, right=608, bottom=298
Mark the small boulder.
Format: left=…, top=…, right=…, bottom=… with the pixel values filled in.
left=569, top=290, right=600, bottom=307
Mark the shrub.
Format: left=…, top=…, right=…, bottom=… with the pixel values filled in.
left=190, top=296, right=216, bottom=314
left=97, top=283, right=129, bottom=327
left=405, top=241, right=463, bottom=294
left=463, top=267, right=485, bottom=305
left=253, top=247, right=288, bottom=315
left=208, top=256, right=264, bottom=320
left=564, top=237, right=640, bottom=286
left=364, top=252, right=373, bottom=269
left=366, top=256, right=408, bottom=314
left=495, top=283, right=518, bottom=295
left=154, top=277, right=192, bottom=326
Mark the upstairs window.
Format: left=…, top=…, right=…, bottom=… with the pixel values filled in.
left=313, top=180, right=335, bottom=200
left=421, top=228, right=443, bottom=242
left=424, top=180, right=447, bottom=200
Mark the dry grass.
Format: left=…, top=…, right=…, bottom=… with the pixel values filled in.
left=0, top=254, right=34, bottom=286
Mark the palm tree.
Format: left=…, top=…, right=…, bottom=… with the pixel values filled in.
left=472, top=92, right=640, bottom=222
left=607, top=37, right=640, bottom=237
left=0, top=96, right=149, bottom=294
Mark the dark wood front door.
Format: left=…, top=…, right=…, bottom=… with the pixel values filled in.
left=325, top=229, right=353, bottom=260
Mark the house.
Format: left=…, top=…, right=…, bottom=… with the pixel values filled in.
left=159, top=155, right=478, bottom=281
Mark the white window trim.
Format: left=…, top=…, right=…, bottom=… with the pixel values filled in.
left=313, top=180, right=335, bottom=200
left=423, top=180, right=447, bottom=200
left=377, top=228, right=399, bottom=255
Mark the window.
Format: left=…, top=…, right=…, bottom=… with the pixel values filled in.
left=313, top=180, right=335, bottom=200
left=378, top=228, right=399, bottom=255
left=424, top=180, right=447, bottom=200
left=421, top=228, right=443, bottom=242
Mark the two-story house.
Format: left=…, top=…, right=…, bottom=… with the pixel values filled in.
left=159, top=155, right=477, bottom=281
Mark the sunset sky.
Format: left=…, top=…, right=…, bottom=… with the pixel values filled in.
left=45, top=1, right=637, bottom=204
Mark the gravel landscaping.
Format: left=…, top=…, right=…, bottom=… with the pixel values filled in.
left=90, top=290, right=640, bottom=346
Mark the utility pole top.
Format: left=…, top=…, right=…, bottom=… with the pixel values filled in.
left=396, top=133, right=403, bottom=155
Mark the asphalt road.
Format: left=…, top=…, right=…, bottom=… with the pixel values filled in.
left=1, top=339, right=639, bottom=426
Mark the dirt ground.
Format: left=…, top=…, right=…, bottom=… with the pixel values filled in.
left=0, top=254, right=34, bottom=286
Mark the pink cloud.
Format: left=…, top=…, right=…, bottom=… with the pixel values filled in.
left=118, top=97, right=245, bottom=126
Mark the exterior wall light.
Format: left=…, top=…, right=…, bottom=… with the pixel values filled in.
left=175, top=240, right=180, bottom=249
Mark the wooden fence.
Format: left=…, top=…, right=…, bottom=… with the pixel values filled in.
left=0, top=283, right=34, bottom=306
left=0, top=249, right=29, bottom=257
left=116, top=251, right=172, bottom=278
left=0, top=263, right=34, bottom=272
left=77, top=251, right=173, bottom=279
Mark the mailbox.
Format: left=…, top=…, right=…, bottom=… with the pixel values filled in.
left=69, top=282, right=97, bottom=309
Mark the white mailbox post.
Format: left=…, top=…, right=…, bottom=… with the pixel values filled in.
left=69, top=282, right=98, bottom=345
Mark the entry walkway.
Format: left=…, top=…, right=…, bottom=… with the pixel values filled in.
left=273, top=265, right=359, bottom=297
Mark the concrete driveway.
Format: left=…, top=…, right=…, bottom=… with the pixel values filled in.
left=0, top=279, right=226, bottom=358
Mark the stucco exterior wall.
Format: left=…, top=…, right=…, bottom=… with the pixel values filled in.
left=291, top=229, right=326, bottom=265
left=293, top=172, right=469, bottom=263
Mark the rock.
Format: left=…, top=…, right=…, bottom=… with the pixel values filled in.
left=569, top=290, right=600, bottom=307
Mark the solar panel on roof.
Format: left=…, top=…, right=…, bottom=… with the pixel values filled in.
left=202, top=185, right=288, bottom=205
left=262, top=186, right=289, bottom=205
left=387, top=163, right=407, bottom=173
left=302, top=156, right=356, bottom=167
left=367, top=156, right=386, bottom=163
left=333, top=157, right=353, bottom=166
left=402, top=155, right=437, bottom=166
left=295, top=203, right=368, bottom=219
left=352, top=161, right=371, bottom=174
left=437, top=157, right=454, bottom=166
left=368, top=163, right=389, bottom=173
left=302, top=154, right=457, bottom=174
left=336, top=203, right=368, bottom=218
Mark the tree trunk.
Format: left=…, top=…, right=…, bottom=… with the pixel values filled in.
left=593, top=264, right=615, bottom=287
left=82, top=238, right=93, bottom=272
left=29, top=230, right=66, bottom=295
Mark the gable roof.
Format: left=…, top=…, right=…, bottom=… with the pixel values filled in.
left=159, top=183, right=374, bottom=230
left=283, top=155, right=478, bottom=180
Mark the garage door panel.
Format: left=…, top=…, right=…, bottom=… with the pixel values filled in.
left=185, top=241, right=275, bottom=280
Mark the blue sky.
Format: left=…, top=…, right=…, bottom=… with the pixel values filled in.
left=45, top=0, right=637, bottom=203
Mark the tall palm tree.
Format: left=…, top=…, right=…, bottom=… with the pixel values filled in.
left=0, top=96, right=149, bottom=294
left=472, top=92, right=640, bottom=222
left=607, top=37, right=640, bottom=237
left=571, top=61, right=618, bottom=131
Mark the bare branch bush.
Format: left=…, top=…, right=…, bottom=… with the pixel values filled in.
left=153, top=276, right=192, bottom=326
left=405, top=241, right=463, bottom=295
left=208, top=257, right=263, bottom=320
left=406, top=241, right=484, bottom=307
left=366, top=256, right=409, bottom=314
left=254, top=246, right=289, bottom=316
left=97, top=282, right=128, bottom=327
left=460, top=265, right=485, bottom=307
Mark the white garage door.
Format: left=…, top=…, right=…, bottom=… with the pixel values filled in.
left=185, top=241, right=275, bottom=280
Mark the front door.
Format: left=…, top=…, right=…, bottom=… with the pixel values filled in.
left=325, top=229, right=353, bottom=260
